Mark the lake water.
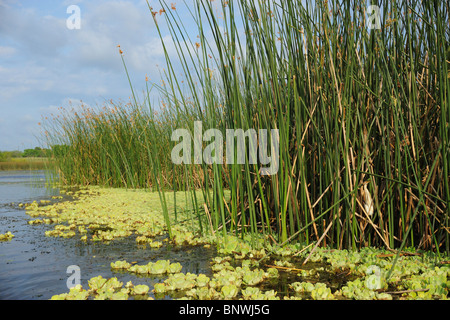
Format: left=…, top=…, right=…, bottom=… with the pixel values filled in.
left=0, top=170, right=215, bottom=300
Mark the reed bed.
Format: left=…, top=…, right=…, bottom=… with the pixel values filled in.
left=43, top=101, right=204, bottom=189
left=44, top=0, right=449, bottom=255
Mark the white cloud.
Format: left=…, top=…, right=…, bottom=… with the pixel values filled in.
left=0, top=63, right=56, bottom=100
left=0, top=45, right=16, bottom=56
left=0, top=0, right=200, bottom=150
left=0, top=5, right=68, bottom=56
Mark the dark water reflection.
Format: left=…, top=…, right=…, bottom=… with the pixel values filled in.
left=0, top=170, right=215, bottom=300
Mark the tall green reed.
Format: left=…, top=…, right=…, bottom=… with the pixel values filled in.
left=44, top=0, right=449, bottom=254
left=146, top=0, right=449, bottom=252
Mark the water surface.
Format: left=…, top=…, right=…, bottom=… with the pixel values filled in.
left=0, top=170, right=215, bottom=300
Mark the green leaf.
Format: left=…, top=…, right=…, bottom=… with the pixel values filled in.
left=221, top=284, right=239, bottom=299
left=133, top=284, right=150, bottom=295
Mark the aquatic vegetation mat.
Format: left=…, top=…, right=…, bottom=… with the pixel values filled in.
left=50, top=277, right=152, bottom=300
left=22, top=186, right=449, bottom=300
left=23, top=186, right=209, bottom=244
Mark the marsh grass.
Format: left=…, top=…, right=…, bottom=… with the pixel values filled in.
left=44, top=0, right=449, bottom=257
left=0, top=157, right=53, bottom=171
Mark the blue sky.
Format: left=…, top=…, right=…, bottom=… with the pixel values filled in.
left=0, top=0, right=199, bottom=151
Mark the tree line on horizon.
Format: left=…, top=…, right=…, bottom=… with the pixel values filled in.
left=0, top=147, right=51, bottom=161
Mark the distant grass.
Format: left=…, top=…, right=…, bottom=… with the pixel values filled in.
left=0, top=157, right=53, bottom=171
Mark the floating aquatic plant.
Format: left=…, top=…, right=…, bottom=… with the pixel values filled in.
left=128, top=264, right=148, bottom=274
left=50, top=285, right=89, bottom=300
left=29, top=186, right=449, bottom=301
left=401, top=267, right=449, bottom=299
left=164, top=272, right=197, bottom=291
left=137, top=236, right=164, bottom=248
left=214, top=269, right=242, bottom=288
left=28, top=219, right=43, bottom=225
left=153, top=283, right=167, bottom=294
left=168, top=262, right=183, bottom=274
left=339, top=278, right=380, bottom=300
left=88, top=275, right=108, bottom=292
left=110, top=260, right=131, bottom=270
left=195, top=274, right=210, bottom=287
left=217, top=236, right=253, bottom=257
left=265, top=267, right=279, bottom=279
left=109, top=291, right=129, bottom=300
left=310, top=283, right=334, bottom=300
left=52, top=278, right=133, bottom=300
left=126, top=259, right=183, bottom=276
left=221, top=284, right=239, bottom=299
left=0, top=231, right=14, bottom=241
left=149, top=260, right=171, bottom=274
left=241, top=287, right=262, bottom=300
left=189, top=287, right=212, bottom=300
left=211, top=261, right=232, bottom=272
left=24, top=187, right=174, bottom=243
left=242, top=269, right=265, bottom=286
left=133, top=284, right=150, bottom=295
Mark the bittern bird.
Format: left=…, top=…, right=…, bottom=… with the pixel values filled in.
left=361, top=181, right=374, bottom=216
